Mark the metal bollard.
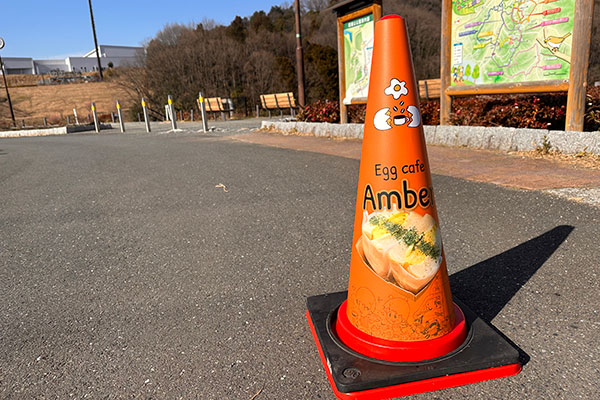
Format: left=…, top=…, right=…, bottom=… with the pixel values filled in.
left=191, top=109, right=194, bottom=122
left=198, top=92, right=208, bottom=133
left=228, top=98, right=234, bottom=118
left=67, top=115, right=70, bottom=125
left=256, top=104, right=259, bottom=118
left=168, top=95, right=177, bottom=130
left=141, top=97, right=151, bottom=133
left=91, top=102, right=99, bottom=133
left=116, top=100, right=125, bottom=133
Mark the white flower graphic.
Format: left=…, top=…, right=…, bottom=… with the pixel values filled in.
left=384, top=78, right=408, bottom=99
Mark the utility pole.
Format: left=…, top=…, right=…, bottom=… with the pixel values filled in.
left=0, top=37, right=16, bottom=128
left=294, top=0, right=306, bottom=108
left=88, top=0, right=103, bottom=81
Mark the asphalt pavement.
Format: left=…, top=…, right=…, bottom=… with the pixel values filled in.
left=1, top=120, right=598, bottom=399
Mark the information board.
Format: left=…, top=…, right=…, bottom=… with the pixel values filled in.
left=450, top=0, right=575, bottom=86
left=343, top=13, right=375, bottom=104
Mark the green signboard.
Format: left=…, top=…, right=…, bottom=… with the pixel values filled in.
left=450, top=0, right=575, bottom=86
left=343, top=13, right=374, bottom=104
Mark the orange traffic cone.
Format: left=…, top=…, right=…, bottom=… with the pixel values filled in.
left=337, top=13, right=465, bottom=361
left=307, top=15, right=522, bottom=400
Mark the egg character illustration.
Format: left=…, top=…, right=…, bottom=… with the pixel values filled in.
left=384, top=78, right=408, bottom=99
left=373, top=104, right=421, bottom=130
left=374, top=108, right=393, bottom=130
left=373, top=77, right=422, bottom=131
left=407, top=105, right=421, bottom=128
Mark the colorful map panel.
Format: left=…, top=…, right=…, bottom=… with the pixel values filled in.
left=343, top=14, right=374, bottom=104
left=450, top=0, right=575, bottom=86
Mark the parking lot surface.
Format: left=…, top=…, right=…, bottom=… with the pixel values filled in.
left=1, top=123, right=598, bottom=399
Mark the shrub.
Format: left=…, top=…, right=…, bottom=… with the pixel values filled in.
left=297, top=99, right=339, bottom=123
left=348, top=104, right=366, bottom=123
left=47, top=115, right=64, bottom=126
left=295, top=87, right=600, bottom=131
left=419, top=99, right=440, bottom=126
left=585, top=86, right=600, bottom=131
left=449, top=94, right=567, bottom=130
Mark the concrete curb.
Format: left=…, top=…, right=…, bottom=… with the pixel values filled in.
left=261, top=121, right=600, bottom=155
left=0, top=124, right=114, bottom=138
left=0, top=127, right=67, bottom=138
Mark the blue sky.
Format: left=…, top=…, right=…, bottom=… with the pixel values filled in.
left=0, top=0, right=286, bottom=59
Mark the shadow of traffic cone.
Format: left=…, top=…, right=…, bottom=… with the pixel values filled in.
left=306, top=15, right=522, bottom=400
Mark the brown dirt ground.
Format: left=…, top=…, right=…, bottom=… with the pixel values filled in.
left=3, top=73, right=44, bottom=87
left=510, top=149, right=600, bottom=170
left=0, top=78, right=134, bottom=127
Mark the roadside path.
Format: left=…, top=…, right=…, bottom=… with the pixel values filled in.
left=233, top=130, right=600, bottom=206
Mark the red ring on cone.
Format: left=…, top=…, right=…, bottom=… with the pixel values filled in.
left=335, top=301, right=468, bottom=362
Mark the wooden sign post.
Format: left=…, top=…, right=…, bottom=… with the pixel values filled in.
left=440, top=0, right=594, bottom=131
left=330, top=0, right=382, bottom=124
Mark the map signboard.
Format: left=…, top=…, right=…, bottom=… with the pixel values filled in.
left=343, top=14, right=374, bottom=104
left=450, top=0, right=575, bottom=86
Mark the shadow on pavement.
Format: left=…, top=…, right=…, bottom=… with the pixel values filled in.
left=450, top=225, right=573, bottom=364
left=450, top=225, right=573, bottom=322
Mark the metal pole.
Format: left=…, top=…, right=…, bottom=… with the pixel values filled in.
left=88, top=0, right=103, bottom=81
left=116, top=100, right=125, bottom=132
left=0, top=56, right=16, bottom=127
left=191, top=109, right=194, bottom=121
left=91, top=102, right=99, bottom=132
left=141, top=97, right=151, bottom=132
left=168, top=95, right=177, bottom=130
left=294, top=0, right=306, bottom=108
left=198, top=92, right=208, bottom=133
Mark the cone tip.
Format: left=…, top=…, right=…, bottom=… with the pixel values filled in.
left=379, top=14, right=403, bottom=21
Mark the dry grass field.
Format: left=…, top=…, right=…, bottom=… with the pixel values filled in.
left=0, top=75, right=136, bottom=128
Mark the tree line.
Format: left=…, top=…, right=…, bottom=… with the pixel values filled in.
left=114, top=0, right=599, bottom=119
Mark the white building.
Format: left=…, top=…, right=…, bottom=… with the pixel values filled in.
left=2, top=57, right=35, bottom=74
left=1, top=44, right=144, bottom=75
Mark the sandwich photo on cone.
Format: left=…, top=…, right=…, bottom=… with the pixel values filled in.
left=357, top=209, right=442, bottom=294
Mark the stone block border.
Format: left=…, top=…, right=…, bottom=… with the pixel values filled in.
left=261, top=121, right=600, bottom=155
left=0, top=124, right=113, bottom=139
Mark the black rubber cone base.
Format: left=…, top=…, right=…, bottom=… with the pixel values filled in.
left=306, top=291, right=522, bottom=399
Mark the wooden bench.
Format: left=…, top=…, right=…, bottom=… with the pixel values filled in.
left=203, top=97, right=234, bottom=120
left=418, top=79, right=441, bottom=100
left=260, top=92, right=297, bottom=117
